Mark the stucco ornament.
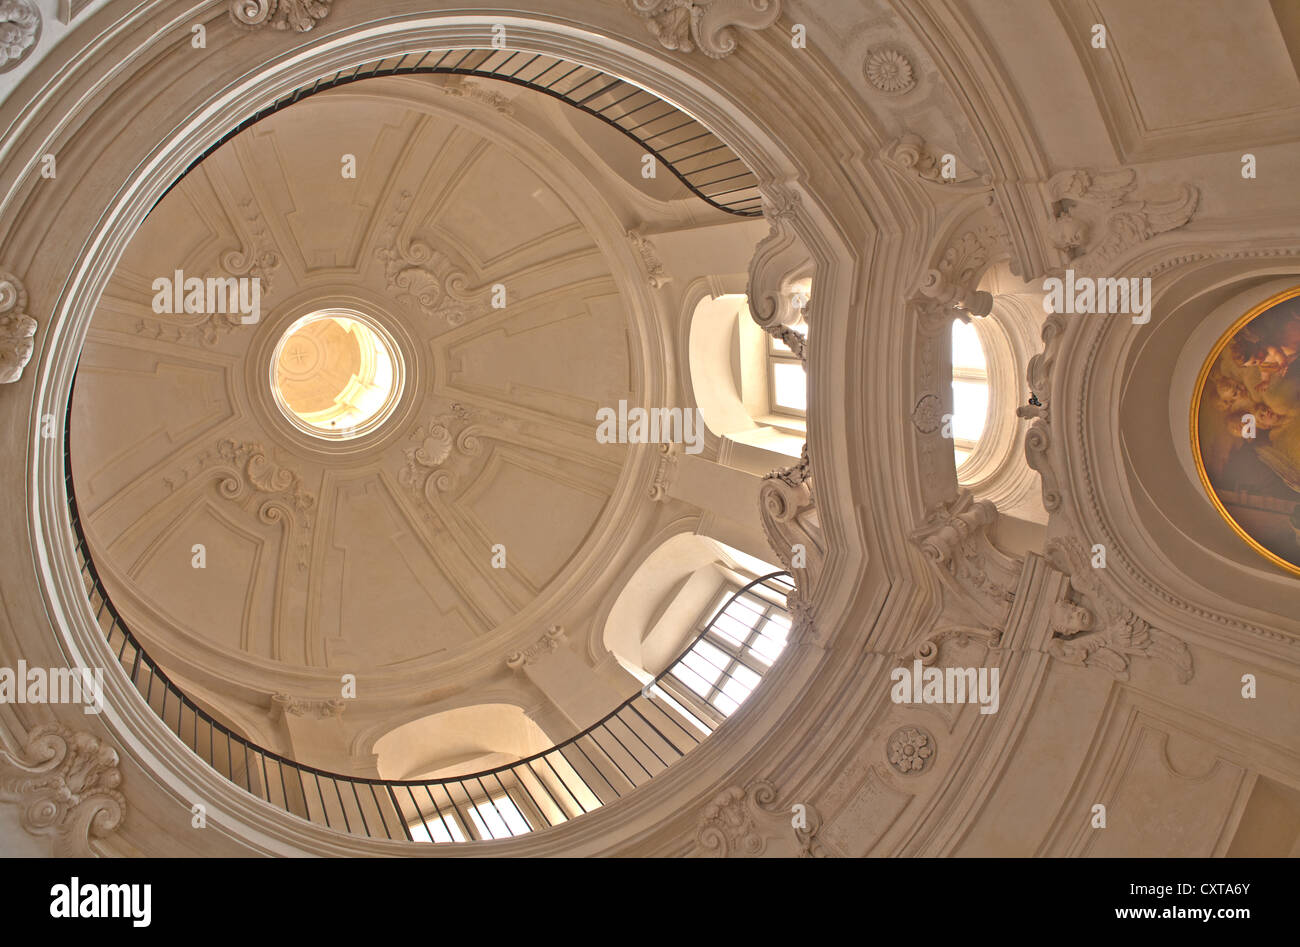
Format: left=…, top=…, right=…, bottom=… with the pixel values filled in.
left=864, top=46, right=916, bottom=94
left=229, top=0, right=332, bottom=32
left=0, top=0, right=40, bottom=73
left=886, top=726, right=935, bottom=775
left=0, top=270, right=37, bottom=384
left=628, top=0, right=782, bottom=59
left=0, top=725, right=126, bottom=856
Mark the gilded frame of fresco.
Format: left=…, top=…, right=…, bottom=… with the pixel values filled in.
left=1191, top=284, right=1300, bottom=577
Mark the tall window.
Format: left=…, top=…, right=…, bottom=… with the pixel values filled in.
left=951, top=319, right=989, bottom=469
left=659, top=580, right=792, bottom=724
left=768, top=326, right=808, bottom=417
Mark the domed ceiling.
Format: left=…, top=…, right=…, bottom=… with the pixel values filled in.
left=69, top=76, right=655, bottom=700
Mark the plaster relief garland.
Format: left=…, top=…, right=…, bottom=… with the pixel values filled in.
left=628, top=0, right=782, bottom=60
left=0, top=270, right=37, bottom=384
left=0, top=0, right=40, bottom=74
left=229, top=0, right=332, bottom=32
left=0, top=724, right=126, bottom=856
left=271, top=693, right=344, bottom=718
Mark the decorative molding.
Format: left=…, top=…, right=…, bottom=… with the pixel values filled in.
left=1044, top=536, right=1194, bottom=684
left=910, top=392, right=943, bottom=435
left=134, top=199, right=281, bottom=347
left=271, top=693, right=345, bottom=719
left=0, top=0, right=40, bottom=74
left=506, top=625, right=567, bottom=670
left=886, top=726, right=935, bottom=775
left=213, top=440, right=316, bottom=570
left=441, top=75, right=514, bottom=114
left=903, top=624, right=1002, bottom=667
left=0, top=270, right=37, bottom=384
left=627, top=0, right=782, bottom=60
left=746, top=181, right=811, bottom=333
left=229, top=0, right=332, bottom=32
left=1016, top=313, right=1065, bottom=511
left=399, top=403, right=515, bottom=512
left=911, top=490, right=1022, bottom=629
left=863, top=46, right=916, bottom=95
left=881, top=133, right=988, bottom=189
left=648, top=442, right=679, bottom=500
left=759, top=444, right=824, bottom=643
left=376, top=191, right=486, bottom=327
left=695, top=779, right=825, bottom=857
left=628, top=228, right=670, bottom=290
left=1045, top=167, right=1199, bottom=277
left=0, top=724, right=126, bottom=856
left=56, top=0, right=93, bottom=25
left=913, top=220, right=1004, bottom=332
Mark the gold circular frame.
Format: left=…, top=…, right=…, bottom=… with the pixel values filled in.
left=1189, top=283, right=1300, bottom=577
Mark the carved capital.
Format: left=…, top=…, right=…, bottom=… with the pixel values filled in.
left=628, top=0, right=781, bottom=59
left=912, top=221, right=1004, bottom=331
left=230, top=0, right=332, bottom=32
left=0, top=270, right=37, bottom=384
left=0, top=724, right=126, bottom=856
left=695, top=779, right=826, bottom=857
left=648, top=443, right=680, bottom=501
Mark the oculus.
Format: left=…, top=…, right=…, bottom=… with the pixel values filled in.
left=1192, top=285, right=1300, bottom=575
left=270, top=309, right=404, bottom=441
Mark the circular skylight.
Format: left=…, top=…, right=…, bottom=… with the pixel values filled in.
left=270, top=309, right=403, bottom=440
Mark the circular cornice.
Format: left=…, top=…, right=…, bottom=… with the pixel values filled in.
left=13, top=6, right=893, bottom=856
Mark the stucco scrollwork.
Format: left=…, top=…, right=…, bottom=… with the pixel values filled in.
left=759, top=444, right=824, bottom=643
left=377, top=190, right=487, bottom=327
left=628, top=0, right=781, bottom=59
left=0, top=0, right=40, bottom=74
left=695, top=779, right=825, bottom=857
left=882, top=134, right=988, bottom=190
left=0, top=724, right=126, bottom=856
left=1045, top=167, right=1198, bottom=277
left=271, top=693, right=345, bottom=718
left=1045, top=537, right=1193, bottom=683
left=629, top=228, right=671, bottom=290
left=213, top=439, right=316, bottom=570
left=0, top=270, right=36, bottom=384
left=911, top=491, right=1023, bottom=629
left=747, top=181, right=812, bottom=349
left=229, top=0, right=332, bottom=32
left=506, top=625, right=567, bottom=671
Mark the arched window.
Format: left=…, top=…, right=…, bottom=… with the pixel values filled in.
left=951, top=319, right=990, bottom=470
